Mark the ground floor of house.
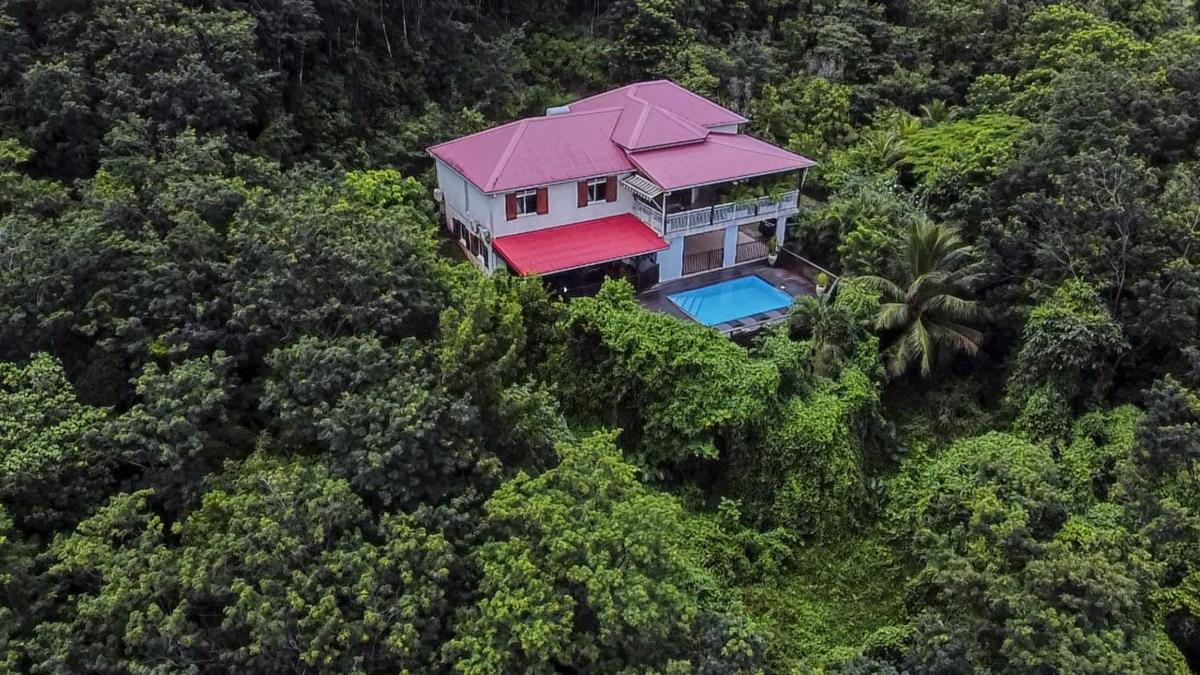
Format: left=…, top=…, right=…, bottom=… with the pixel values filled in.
left=657, top=218, right=784, bottom=281
left=442, top=204, right=789, bottom=284
left=440, top=208, right=833, bottom=333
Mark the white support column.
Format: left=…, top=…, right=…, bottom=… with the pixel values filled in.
left=722, top=225, right=738, bottom=268
left=776, top=216, right=788, bottom=247
left=659, top=235, right=685, bottom=281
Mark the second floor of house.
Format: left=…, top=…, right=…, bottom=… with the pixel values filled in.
left=435, top=162, right=635, bottom=239
left=429, top=80, right=815, bottom=246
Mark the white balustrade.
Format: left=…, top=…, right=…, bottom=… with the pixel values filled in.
left=633, top=190, right=801, bottom=236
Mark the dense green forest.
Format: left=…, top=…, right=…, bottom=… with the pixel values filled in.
left=2, top=0, right=1200, bottom=672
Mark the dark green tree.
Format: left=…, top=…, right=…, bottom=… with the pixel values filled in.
left=261, top=335, right=497, bottom=510
left=1008, top=279, right=1128, bottom=438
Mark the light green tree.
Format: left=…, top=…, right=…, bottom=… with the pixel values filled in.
left=0, top=354, right=112, bottom=532
left=447, top=431, right=704, bottom=674
left=28, top=453, right=457, bottom=673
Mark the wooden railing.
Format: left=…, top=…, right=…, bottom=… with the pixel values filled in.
left=682, top=248, right=724, bottom=275
left=735, top=239, right=768, bottom=264
left=779, top=247, right=839, bottom=286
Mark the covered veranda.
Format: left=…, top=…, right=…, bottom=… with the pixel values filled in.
left=491, top=213, right=669, bottom=296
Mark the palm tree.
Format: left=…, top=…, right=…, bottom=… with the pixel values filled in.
left=918, top=99, right=954, bottom=125
left=861, top=219, right=985, bottom=377
left=858, top=128, right=907, bottom=171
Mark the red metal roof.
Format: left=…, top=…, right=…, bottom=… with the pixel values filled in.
left=427, top=80, right=761, bottom=194
left=492, top=214, right=669, bottom=276
left=570, top=80, right=748, bottom=127
left=610, top=97, right=709, bottom=151
left=628, top=133, right=817, bottom=191
left=428, top=108, right=635, bottom=193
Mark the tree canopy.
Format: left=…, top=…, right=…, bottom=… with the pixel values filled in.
left=2, top=0, right=1200, bottom=671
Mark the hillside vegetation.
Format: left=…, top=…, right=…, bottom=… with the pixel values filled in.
left=2, top=0, right=1200, bottom=672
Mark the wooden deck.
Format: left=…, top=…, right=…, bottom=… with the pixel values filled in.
left=637, top=260, right=817, bottom=335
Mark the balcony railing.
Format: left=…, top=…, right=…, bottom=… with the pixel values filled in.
left=633, top=190, right=800, bottom=236
left=632, top=198, right=663, bottom=234
left=682, top=248, right=724, bottom=275
left=735, top=239, right=769, bottom=264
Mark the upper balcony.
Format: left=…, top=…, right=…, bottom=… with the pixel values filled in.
left=632, top=188, right=800, bottom=236
left=626, top=165, right=805, bottom=236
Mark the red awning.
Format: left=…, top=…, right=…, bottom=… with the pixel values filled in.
left=493, top=214, right=669, bottom=276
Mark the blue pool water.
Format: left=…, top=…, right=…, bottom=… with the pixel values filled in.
left=667, top=275, right=794, bottom=326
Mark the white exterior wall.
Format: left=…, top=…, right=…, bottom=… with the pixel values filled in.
left=433, top=160, right=644, bottom=273
left=435, top=160, right=496, bottom=270
left=709, top=123, right=742, bottom=134
left=490, top=173, right=636, bottom=238
left=659, top=235, right=685, bottom=281
left=435, top=160, right=493, bottom=230
left=659, top=216, right=785, bottom=282
left=722, top=225, right=739, bottom=267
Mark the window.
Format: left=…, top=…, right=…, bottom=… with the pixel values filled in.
left=587, top=177, right=608, bottom=204
left=515, top=189, right=538, bottom=216
left=453, top=218, right=467, bottom=244
left=508, top=187, right=547, bottom=220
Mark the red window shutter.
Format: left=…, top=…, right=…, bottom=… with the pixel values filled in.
left=536, top=187, right=549, bottom=215
left=505, top=193, right=517, bottom=221
left=578, top=181, right=588, bottom=207
left=605, top=176, right=618, bottom=202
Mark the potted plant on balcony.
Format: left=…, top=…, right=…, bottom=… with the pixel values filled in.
left=767, top=236, right=779, bottom=265
left=815, top=271, right=830, bottom=295
left=766, top=177, right=793, bottom=202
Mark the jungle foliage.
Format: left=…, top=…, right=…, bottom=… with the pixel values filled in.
left=2, top=0, right=1200, bottom=672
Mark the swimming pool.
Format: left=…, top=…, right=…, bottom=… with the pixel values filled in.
left=667, top=275, right=795, bottom=326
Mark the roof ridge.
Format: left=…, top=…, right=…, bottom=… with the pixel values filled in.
left=565, top=78, right=675, bottom=109
left=427, top=116, right=523, bottom=152
left=614, top=93, right=709, bottom=150
left=432, top=80, right=742, bottom=153
left=648, top=102, right=708, bottom=135
left=484, top=120, right=529, bottom=191
left=536, top=105, right=625, bottom=119
left=665, top=82, right=749, bottom=125
left=429, top=106, right=625, bottom=152
left=600, top=79, right=747, bottom=126
left=567, top=81, right=641, bottom=108
left=629, top=100, right=653, bottom=146
left=707, top=132, right=791, bottom=159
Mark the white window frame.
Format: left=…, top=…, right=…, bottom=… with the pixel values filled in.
left=515, top=189, right=538, bottom=217
left=586, top=177, right=608, bottom=204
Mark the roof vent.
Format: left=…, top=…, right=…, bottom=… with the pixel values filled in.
left=545, top=105, right=571, bottom=116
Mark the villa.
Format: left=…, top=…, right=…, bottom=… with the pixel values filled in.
left=429, top=80, right=827, bottom=332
